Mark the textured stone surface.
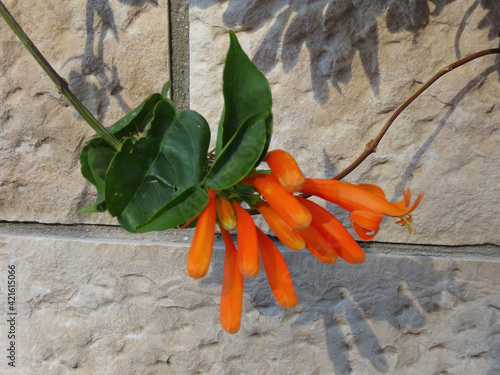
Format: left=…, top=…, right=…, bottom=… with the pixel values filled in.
left=189, top=0, right=500, bottom=245
left=0, top=232, right=499, bottom=374
left=0, top=0, right=169, bottom=225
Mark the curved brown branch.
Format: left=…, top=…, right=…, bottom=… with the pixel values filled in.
left=332, top=48, right=500, bottom=181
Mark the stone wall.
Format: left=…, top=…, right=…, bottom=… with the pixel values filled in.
left=0, top=0, right=499, bottom=374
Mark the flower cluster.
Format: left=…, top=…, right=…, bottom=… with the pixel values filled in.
left=184, top=150, right=423, bottom=333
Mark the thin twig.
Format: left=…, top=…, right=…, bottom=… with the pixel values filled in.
left=332, top=48, right=500, bottom=181
left=0, top=1, right=121, bottom=151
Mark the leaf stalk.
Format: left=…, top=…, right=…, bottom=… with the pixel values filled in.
left=0, top=1, right=121, bottom=151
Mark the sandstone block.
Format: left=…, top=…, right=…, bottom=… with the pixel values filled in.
left=0, top=232, right=499, bottom=373
left=189, top=0, right=500, bottom=245
left=0, top=0, right=170, bottom=225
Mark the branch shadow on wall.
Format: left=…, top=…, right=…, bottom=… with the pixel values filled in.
left=392, top=0, right=500, bottom=201
left=199, top=246, right=469, bottom=373
left=65, top=0, right=157, bottom=122
left=191, top=0, right=462, bottom=104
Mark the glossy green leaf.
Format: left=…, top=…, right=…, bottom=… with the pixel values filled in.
left=224, top=184, right=261, bottom=209
left=77, top=146, right=115, bottom=213
left=161, top=81, right=172, bottom=98
left=79, top=84, right=174, bottom=215
left=206, top=112, right=268, bottom=190
left=105, top=101, right=211, bottom=232
left=76, top=200, right=106, bottom=214
left=137, top=187, right=208, bottom=233
left=216, top=31, right=272, bottom=157
left=79, top=89, right=171, bottom=193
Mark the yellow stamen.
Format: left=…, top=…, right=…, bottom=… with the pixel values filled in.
left=396, top=215, right=416, bottom=234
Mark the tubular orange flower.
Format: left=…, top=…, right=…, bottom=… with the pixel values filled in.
left=301, top=179, right=423, bottom=240
left=231, top=200, right=260, bottom=277
left=220, top=226, right=244, bottom=334
left=264, top=149, right=306, bottom=192
left=298, top=224, right=339, bottom=264
left=297, top=197, right=365, bottom=263
left=301, top=179, right=423, bottom=217
left=255, top=201, right=306, bottom=251
left=243, top=174, right=312, bottom=230
left=216, top=195, right=237, bottom=231
left=349, top=210, right=383, bottom=241
left=257, top=228, right=297, bottom=308
left=187, top=189, right=217, bottom=279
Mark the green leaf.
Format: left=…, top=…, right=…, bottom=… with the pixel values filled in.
left=79, top=90, right=170, bottom=192
left=137, top=187, right=208, bottom=233
left=76, top=200, right=106, bottom=214
left=224, top=184, right=261, bottom=209
left=206, top=112, right=268, bottom=190
left=77, top=146, right=115, bottom=213
left=107, top=92, right=172, bottom=139
left=88, top=146, right=116, bottom=193
left=216, top=31, right=272, bottom=157
left=105, top=101, right=211, bottom=232
left=161, top=81, right=172, bottom=98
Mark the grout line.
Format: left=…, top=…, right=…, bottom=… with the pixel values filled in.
left=168, top=0, right=190, bottom=111
left=0, top=221, right=499, bottom=260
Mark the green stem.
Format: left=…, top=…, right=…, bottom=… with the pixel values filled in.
left=0, top=1, right=121, bottom=151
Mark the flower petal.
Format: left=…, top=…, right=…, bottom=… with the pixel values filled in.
left=297, top=197, right=365, bottom=264
left=256, top=201, right=306, bottom=251
left=220, top=226, right=244, bottom=334
left=216, top=195, right=237, bottom=231
left=232, top=201, right=260, bottom=277
left=349, top=210, right=383, bottom=241
left=302, top=179, right=423, bottom=218
left=245, top=174, right=311, bottom=230
left=357, top=183, right=386, bottom=199
left=257, top=228, right=297, bottom=308
left=265, top=150, right=306, bottom=192
left=187, top=189, right=217, bottom=279
left=298, top=224, right=339, bottom=264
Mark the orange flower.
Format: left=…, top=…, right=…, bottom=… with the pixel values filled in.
left=255, top=201, right=306, bottom=251
left=215, top=195, right=237, bottom=231
left=181, top=149, right=422, bottom=333
left=301, top=179, right=423, bottom=240
left=298, top=224, right=339, bottom=264
left=220, top=226, right=244, bottom=334
left=243, top=174, right=311, bottom=230
left=231, top=200, right=260, bottom=277
left=187, top=189, right=217, bottom=279
left=297, top=197, right=365, bottom=263
left=257, top=228, right=297, bottom=308
left=265, top=150, right=306, bottom=192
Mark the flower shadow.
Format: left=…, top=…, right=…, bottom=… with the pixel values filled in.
left=198, top=240, right=468, bottom=373
left=282, top=248, right=467, bottom=373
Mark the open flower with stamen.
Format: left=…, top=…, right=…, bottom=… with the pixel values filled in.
left=300, top=179, right=423, bottom=240
left=181, top=148, right=422, bottom=334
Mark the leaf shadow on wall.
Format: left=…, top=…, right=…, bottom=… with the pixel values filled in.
left=191, top=0, right=459, bottom=104
left=392, top=0, right=500, bottom=201
left=199, top=248, right=469, bottom=373
left=65, top=0, right=157, bottom=122
left=455, top=0, right=500, bottom=74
